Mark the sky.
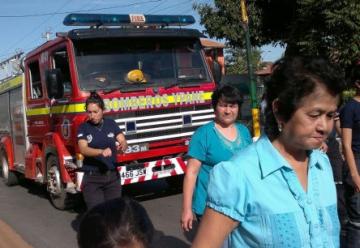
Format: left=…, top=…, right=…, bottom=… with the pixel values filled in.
left=0, top=0, right=284, bottom=64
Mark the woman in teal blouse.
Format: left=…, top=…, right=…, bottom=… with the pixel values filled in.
left=181, top=85, right=252, bottom=232
left=192, top=57, right=345, bottom=248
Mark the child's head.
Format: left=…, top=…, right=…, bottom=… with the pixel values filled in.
left=78, top=197, right=154, bottom=248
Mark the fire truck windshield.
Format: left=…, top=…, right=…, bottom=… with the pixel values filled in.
left=74, top=38, right=211, bottom=92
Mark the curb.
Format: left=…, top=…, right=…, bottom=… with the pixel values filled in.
left=0, top=219, right=32, bottom=248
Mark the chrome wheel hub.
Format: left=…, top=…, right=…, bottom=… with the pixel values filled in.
left=47, top=166, right=61, bottom=196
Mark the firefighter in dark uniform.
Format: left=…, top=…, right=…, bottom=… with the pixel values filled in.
left=77, top=92, right=127, bottom=210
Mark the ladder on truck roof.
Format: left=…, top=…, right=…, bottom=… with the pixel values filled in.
left=0, top=52, right=23, bottom=84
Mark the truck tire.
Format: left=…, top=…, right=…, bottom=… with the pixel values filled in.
left=0, top=151, right=19, bottom=186
left=46, top=155, right=71, bottom=210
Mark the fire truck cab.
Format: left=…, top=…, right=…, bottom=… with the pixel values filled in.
left=0, top=13, right=220, bottom=209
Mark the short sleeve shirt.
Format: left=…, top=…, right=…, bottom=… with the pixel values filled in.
left=188, top=121, right=252, bottom=215
left=77, top=118, right=122, bottom=170
left=207, top=135, right=340, bottom=248
left=340, top=99, right=360, bottom=153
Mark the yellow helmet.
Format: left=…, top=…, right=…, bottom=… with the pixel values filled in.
left=126, top=69, right=147, bottom=83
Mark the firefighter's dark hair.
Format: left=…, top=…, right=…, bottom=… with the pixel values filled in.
left=211, top=84, right=243, bottom=109
left=349, top=63, right=360, bottom=87
left=85, top=91, right=105, bottom=110
left=264, top=56, right=345, bottom=140
left=78, top=197, right=154, bottom=248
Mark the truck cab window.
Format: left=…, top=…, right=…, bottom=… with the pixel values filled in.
left=74, top=38, right=210, bottom=91
left=176, top=47, right=206, bottom=80
left=29, top=61, right=42, bottom=99
left=52, top=49, right=72, bottom=95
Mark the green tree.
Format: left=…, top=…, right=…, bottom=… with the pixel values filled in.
left=195, top=0, right=360, bottom=69
left=225, top=46, right=263, bottom=74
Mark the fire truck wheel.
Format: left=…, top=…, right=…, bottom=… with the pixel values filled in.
left=46, top=155, right=70, bottom=210
left=0, top=151, right=19, bottom=186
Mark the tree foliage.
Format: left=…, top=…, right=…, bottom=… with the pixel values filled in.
left=195, top=0, right=360, bottom=69
left=225, top=46, right=263, bottom=74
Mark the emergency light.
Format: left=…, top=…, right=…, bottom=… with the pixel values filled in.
left=63, top=13, right=195, bottom=27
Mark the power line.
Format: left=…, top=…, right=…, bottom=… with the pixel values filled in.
left=150, top=0, right=192, bottom=14
left=20, top=0, right=96, bottom=51
left=168, top=6, right=194, bottom=15
left=165, top=1, right=195, bottom=15
left=0, top=0, right=73, bottom=58
left=0, top=0, right=162, bottom=18
left=0, top=0, right=196, bottom=59
left=144, top=0, right=169, bottom=14
left=0, top=0, right=105, bottom=58
left=49, top=0, right=100, bottom=34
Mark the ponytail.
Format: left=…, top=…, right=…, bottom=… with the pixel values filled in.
left=85, top=91, right=105, bottom=110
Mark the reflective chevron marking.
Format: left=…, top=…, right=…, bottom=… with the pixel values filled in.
left=119, top=156, right=187, bottom=185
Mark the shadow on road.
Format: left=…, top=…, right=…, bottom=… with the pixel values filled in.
left=10, top=173, right=183, bottom=205
left=19, top=179, right=48, bottom=200
left=1, top=174, right=190, bottom=248
left=153, top=230, right=190, bottom=248
left=71, top=176, right=185, bottom=239
left=12, top=175, right=189, bottom=247
left=19, top=178, right=87, bottom=213
left=124, top=176, right=183, bottom=202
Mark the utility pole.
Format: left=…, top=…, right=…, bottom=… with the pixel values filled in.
left=240, top=0, right=260, bottom=138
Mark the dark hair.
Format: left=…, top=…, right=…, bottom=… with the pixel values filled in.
left=85, top=91, right=105, bottom=110
left=77, top=197, right=154, bottom=248
left=350, top=63, right=360, bottom=87
left=264, top=56, right=345, bottom=140
left=211, top=84, right=243, bottom=109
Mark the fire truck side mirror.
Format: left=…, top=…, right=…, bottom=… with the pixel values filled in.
left=46, top=69, right=64, bottom=99
left=213, top=61, right=222, bottom=84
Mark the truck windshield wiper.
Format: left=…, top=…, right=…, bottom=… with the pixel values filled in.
left=108, top=83, right=159, bottom=93
left=103, top=81, right=157, bottom=94
left=164, top=80, right=202, bottom=90
left=164, top=82, right=183, bottom=89
left=177, top=76, right=203, bottom=82
left=103, top=87, right=122, bottom=94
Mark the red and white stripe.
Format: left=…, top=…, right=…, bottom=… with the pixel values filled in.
left=75, top=157, right=187, bottom=191
left=119, top=156, right=187, bottom=185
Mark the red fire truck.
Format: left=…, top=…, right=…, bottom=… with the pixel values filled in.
left=0, top=13, right=222, bottom=209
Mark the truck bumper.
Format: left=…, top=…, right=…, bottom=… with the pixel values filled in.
left=75, top=156, right=187, bottom=190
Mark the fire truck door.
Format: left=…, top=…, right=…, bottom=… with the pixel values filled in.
left=26, top=60, right=51, bottom=142
left=10, top=87, right=27, bottom=166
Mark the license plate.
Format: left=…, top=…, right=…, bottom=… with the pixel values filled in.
left=120, top=168, right=146, bottom=179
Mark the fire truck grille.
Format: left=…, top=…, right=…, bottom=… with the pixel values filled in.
left=111, top=105, right=214, bottom=145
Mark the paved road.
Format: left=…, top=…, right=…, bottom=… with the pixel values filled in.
left=0, top=176, right=196, bottom=248
left=0, top=219, right=31, bottom=248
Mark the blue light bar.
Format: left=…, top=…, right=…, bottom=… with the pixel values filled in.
left=63, top=13, right=195, bottom=27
